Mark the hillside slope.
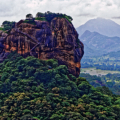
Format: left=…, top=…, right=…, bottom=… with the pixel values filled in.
left=0, top=52, right=120, bottom=120
left=80, top=30, right=120, bottom=56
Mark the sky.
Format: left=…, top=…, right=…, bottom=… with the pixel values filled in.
left=0, top=0, right=120, bottom=28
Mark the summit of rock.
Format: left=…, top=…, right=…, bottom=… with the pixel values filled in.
left=0, top=12, right=84, bottom=77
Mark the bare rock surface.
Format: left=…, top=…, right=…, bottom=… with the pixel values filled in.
left=0, top=17, right=84, bottom=77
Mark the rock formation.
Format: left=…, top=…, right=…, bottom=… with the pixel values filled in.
left=0, top=16, right=84, bottom=77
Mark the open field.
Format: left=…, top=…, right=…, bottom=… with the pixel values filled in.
left=80, top=67, right=120, bottom=76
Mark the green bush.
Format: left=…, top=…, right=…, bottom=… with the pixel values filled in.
left=35, top=17, right=47, bottom=21
left=1, top=72, right=9, bottom=82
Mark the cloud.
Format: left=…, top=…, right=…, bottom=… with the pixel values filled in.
left=85, top=3, right=91, bottom=6
left=112, top=16, right=120, bottom=19
left=106, top=3, right=112, bottom=6
left=77, top=13, right=95, bottom=17
left=0, top=0, right=120, bottom=28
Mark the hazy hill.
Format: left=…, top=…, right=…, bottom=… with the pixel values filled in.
left=76, top=17, right=120, bottom=37
left=82, top=43, right=101, bottom=57
left=102, top=50, right=120, bottom=58
left=80, top=30, right=120, bottom=56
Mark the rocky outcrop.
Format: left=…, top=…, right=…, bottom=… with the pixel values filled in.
left=0, top=17, right=84, bottom=77
left=0, top=31, right=9, bottom=62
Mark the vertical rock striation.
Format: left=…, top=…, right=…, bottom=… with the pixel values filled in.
left=0, top=17, right=84, bottom=77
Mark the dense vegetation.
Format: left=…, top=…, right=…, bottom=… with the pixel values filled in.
left=0, top=12, right=73, bottom=33
left=80, top=73, right=106, bottom=88
left=81, top=62, right=120, bottom=71
left=23, top=19, right=36, bottom=25
left=0, top=21, right=16, bottom=31
left=80, top=73, right=120, bottom=95
left=26, top=12, right=73, bottom=23
left=0, top=51, right=120, bottom=119
left=101, top=73, right=120, bottom=95
left=36, top=12, right=73, bottom=22
left=81, top=55, right=120, bottom=71
left=35, top=17, right=47, bottom=21
left=102, top=50, right=120, bottom=58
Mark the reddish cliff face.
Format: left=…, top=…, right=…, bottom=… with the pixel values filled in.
left=0, top=17, right=84, bottom=77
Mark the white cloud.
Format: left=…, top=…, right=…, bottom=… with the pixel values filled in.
left=0, top=0, right=120, bottom=28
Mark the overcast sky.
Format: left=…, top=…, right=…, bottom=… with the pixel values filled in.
left=0, top=0, right=120, bottom=28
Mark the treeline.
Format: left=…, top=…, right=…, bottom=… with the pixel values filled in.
left=26, top=12, right=73, bottom=23
left=81, top=62, right=120, bottom=71
left=80, top=73, right=106, bottom=87
left=0, top=11, right=73, bottom=33
left=0, top=21, right=16, bottom=31
left=0, top=51, right=120, bottom=119
left=103, top=50, right=120, bottom=58
left=96, top=64, right=120, bottom=71
left=80, top=73, right=120, bottom=95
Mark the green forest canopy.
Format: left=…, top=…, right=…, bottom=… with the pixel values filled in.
left=0, top=51, right=120, bottom=119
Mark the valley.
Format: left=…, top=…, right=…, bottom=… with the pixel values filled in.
left=81, top=67, right=120, bottom=76
left=80, top=54, right=120, bottom=96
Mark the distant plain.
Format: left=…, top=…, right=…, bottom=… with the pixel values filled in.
left=80, top=68, right=120, bottom=76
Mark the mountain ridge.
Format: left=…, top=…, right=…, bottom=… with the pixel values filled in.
left=76, top=17, right=120, bottom=37
left=80, top=30, right=120, bottom=56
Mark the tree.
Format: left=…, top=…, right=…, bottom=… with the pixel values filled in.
left=2, top=21, right=15, bottom=31
left=36, top=12, right=45, bottom=17
left=67, top=15, right=73, bottom=21
left=26, top=14, right=33, bottom=19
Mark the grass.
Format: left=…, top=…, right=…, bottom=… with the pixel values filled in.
left=0, top=27, right=9, bottom=33
left=57, top=15, right=72, bottom=23
left=35, top=17, right=47, bottom=21
left=23, top=20, right=36, bottom=25
left=0, top=27, right=3, bottom=30
left=65, top=15, right=72, bottom=23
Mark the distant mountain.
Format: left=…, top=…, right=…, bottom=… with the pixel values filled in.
left=76, top=17, right=120, bottom=37
left=82, top=43, right=101, bottom=57
left=80, top=30, right=120, bottom=56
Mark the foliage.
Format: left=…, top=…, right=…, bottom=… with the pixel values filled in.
left=0, top=51, right=120, bottom=119
left=35, top=17, right=47, bottom=21
left=1, top=20, right=16, bottom=31
left=81, top=55, right=120, bottom=71
left=80, top=72, right=120, bottom=95
left=64, top=15, right=72, bottom=23
left=80, top=73, right=105, bottom=87
left=26, top=13, right=33, bottom=19
left=35, top=11, right=73, bottom=23
left=23, top=20, right=36, bottom=25
left=36, top=12, right=45, bottom=17
left=0, top=27, right=3, bottom=31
